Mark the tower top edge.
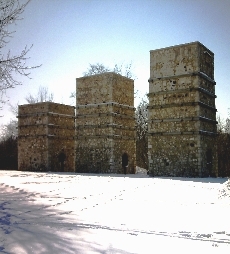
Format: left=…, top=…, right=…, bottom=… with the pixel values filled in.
left=150, top=41, right=214, bottom=55
left=18, top=101, right=75, bottom=108
left=76, top=72, right=134, bottom=81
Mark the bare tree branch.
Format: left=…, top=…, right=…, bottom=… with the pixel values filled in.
left=25, top=86, right=54, bottom=104
left=0, top=0, right=40, bottom=110
left=83, top=63, right=110, bottom=76
left=135, top=95, right=148, bottom=169
left=2, top=86, right=54, bottom=140
left=83, top=62, right=136, bottom=79
left=71, top=62, right=136, bottom=99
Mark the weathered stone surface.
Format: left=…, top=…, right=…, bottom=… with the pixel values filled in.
left=150, top=42, right=214, bottom=79
left=76, top=72, right=136, bottom=174
left=76, top=72, right=134, bottom=106
left=17, top=42, right=218, bottom=176
left=148, top=42, right=218, bottom=177
left=18, top=102, right=75, bottom=172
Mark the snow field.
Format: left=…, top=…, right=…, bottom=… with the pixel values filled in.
left=0, top=171, right=230, bottom=253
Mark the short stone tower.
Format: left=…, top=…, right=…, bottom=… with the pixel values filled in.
left=148, top=42, right=218, bottom=177
left=75, top=72, right=136, bottom=173
left=18, top=102, right=75, bottom=172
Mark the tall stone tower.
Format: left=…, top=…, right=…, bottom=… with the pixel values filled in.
left=18, top=102, right=75, bottom=172
left=76, top=72, right=136, bottom=174
left=148, top=42, right=218, bottom=177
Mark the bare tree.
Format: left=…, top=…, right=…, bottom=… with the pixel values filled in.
left=135, top=96, right=148, bottom=169
left=0, top=118, right=17, bottom=140
left=217, top=131, right=230, bottom=177
left=83, top=63, right=110, bottom=76
left=1, top=86, right=54, bottom=139
left=7, top=86, right=54, bottom=116
left=0, top=0, right=39, bottom=110
left=215, top=113, right=230, bottom=177
left=71, top=62, right=136, bottom=99
left=8, top=100, right=18, bottom=115
left=113, top=62, right=135, bottom=79
left=217, top=114, right=230, bottom=134
left=83, top=62, right=136, bottom=79
left=25, top=86, right=54, bottom=104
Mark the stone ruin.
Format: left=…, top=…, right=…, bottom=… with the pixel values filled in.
left=18, top=72, right=136, bottom=173
left=18, top=102, right=75, bottom=172
left=75, top=72, right=136, bottom=173
left=148, top=41, right=218, bottom=177
left=18, top=41, right=218, bottom=177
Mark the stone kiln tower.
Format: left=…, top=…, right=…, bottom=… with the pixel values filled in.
left=18, top=102, right=75, bottom=172
left=148, top=42, right=218, bottom=177
left=76, top=72, right=136, bottom=173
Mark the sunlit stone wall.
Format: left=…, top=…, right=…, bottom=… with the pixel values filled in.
left=148, top=42, right=218, bottom=177
left=18, top=102, right=75, bottom=172
left=76, top=72, right=136, bottom=173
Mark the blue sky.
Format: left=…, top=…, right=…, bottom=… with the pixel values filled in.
left=1, top=0, right=230, bottom=125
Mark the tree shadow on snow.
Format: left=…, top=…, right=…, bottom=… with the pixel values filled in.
left=0, top=183, right=126, bottom=254
left=1, top=178, right=230, bottom=253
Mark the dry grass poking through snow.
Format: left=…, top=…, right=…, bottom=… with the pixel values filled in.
left=219, top=178, right=230, bottom=199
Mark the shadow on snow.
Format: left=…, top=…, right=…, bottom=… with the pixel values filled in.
left=0, top=171, right=229, bottom=253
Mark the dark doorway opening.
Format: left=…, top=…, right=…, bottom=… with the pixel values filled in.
left=122, top=152, right=129, bottom=174
left=206, top=149, right=212, bottom=176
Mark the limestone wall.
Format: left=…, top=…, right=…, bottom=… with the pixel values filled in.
left=150, top=41, right=214, bottom=79
left=149, top=90, right=198, bottom=105
left=18, top=136, right=48, bottom=171
left=76, top=72, right=134, bottom=106
left=148, top=105, right=199, bottom=119
left=75, top=138, right=136, bottom=174
left=148, top=135, right=200, bottom=177
left=76, top=72, right=136, bottom=174
left=148, top=42, right=217, bottom=177
left=18, top=102, right=75, bottom=172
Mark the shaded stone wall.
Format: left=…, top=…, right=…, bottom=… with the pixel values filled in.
left=76, top=72, right=136, bottom=173
left=18, top=102, right=75, bottom=172
left=148, top=42, right=218, bottom=177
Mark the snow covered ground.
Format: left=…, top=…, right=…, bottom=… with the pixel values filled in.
left=0, top=170, right=230, bottom=254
